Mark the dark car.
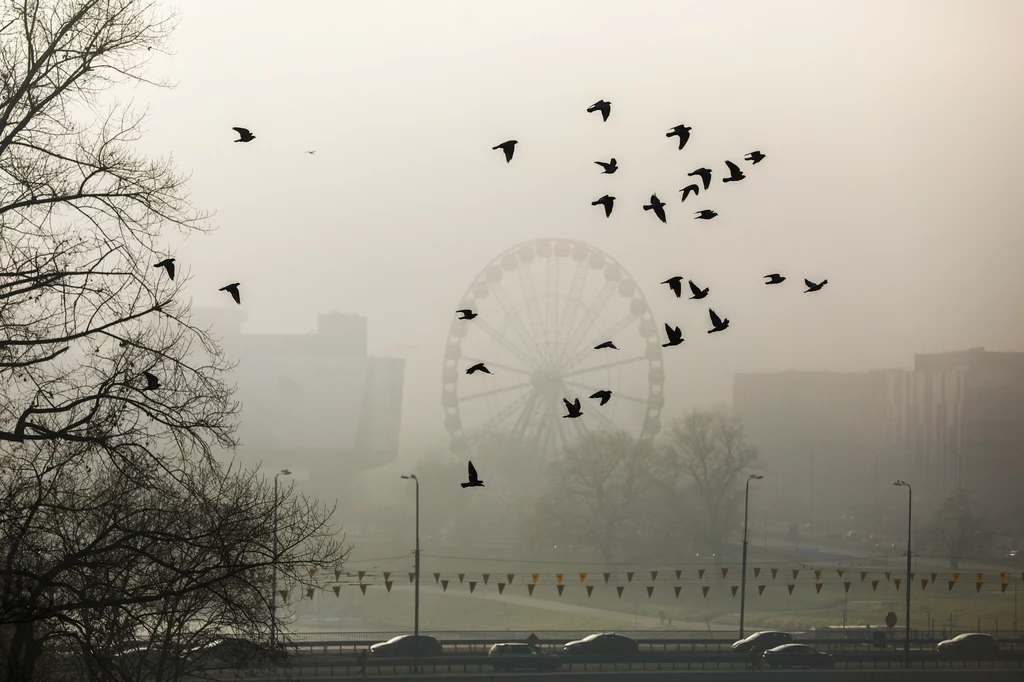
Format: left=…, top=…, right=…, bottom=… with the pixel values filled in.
left=936, top=633, right=1000, bottom=654
left=368, top=635, right=442, bottom=658
left=562, top=633, right=639, bottom=657
left=187, top=637, right=284, bottom=670
left=487, top=643, right=561, bottom=671
left=762, top=643, right=834, bottom=669
left=731, top=631, right=793, bottom=653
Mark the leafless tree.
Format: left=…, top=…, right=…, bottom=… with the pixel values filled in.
left=926, top=490, right=992, bottom=570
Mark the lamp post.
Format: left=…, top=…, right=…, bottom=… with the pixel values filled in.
left=893, top=479, right=912, bottom=668
left=739, top=474, right=763, bottom=639
left=401, top=474, right=420, bottom=673
left=271, top=468, right=291, bottom=651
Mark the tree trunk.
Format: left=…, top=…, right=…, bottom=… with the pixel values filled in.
left=5, top=621, right=41, bottom=682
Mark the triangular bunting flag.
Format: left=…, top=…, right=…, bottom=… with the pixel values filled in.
left=651, top=571, right=658, bottom=581
left=921, top=579, right=928, bottom=590
left=616, top=586, right=624, bottom=598
left=1001, top=583, right=1008, bottom=593
left=702, top=585, right=710, bottom=598
left=885, top=571, right=891, bottom=581
left=674, top=586, right=682, bottom=597
left=872, top=580, right=880, bottom=591
left=556, top=573, right=564, bottom=584
left=977, top=573, right=983, bottom=583
left=1000, top=572, right=1007, bottom=583
left=359, top=584, right=366, bottom=595
left=507, top=574, right=515, bottom=584
left=722, top=567, right=729, bottom=578
left=792, top=569, right=800, bottom=579
left=527, top=584, right=535, bottom=596
left=556, top=584, right=564, bottom=596
left=580, top=573, right=587, bottom=583
left=675, top=570, right=682, bottom=580
left=948, top=580, right=955, bottom=591
left=894, top=579, right=901, bottom=591
left=754, top=567, right=761, bottom=578
left=647, top=586, right=655, bottom=598
left=843, top=581, right=851, bottom=593
left=334, top=569, right=342, bottom=581
left=409, top=572, right=416, bottom=583
left=385, top=581, right=393, bottom=593
left=758, top=585, right=766, bottom=595
left=771, top=568, right=778, bottom=579
left=309, top=568, right=318, bottom=578
left=976, top=582, right=983, bottom=593
left=838, top=569, right=845, bottom=578
left=458, top=573, right=465, bottom=583
left=860, top=571, right=868, bottom=582
left=433, top=573, right=440, bottom=584
left=383, top=572, right=390, bottom=582
left=586, top=585, right=594, bottom=597
left=333, top=585, right=341, bottom=597
left=953, top=572, right=960, bottom=582
left=603, top=572, right=611, bottom=583
left=814, top=570, right=821, bottom=580
left=931, top=572, right=938, bottom=583
left=698, top=569, right=706, bottom=579
left=731, top=585, right=739, bottom=597
left=358, top=571, right=366, bottom=581
left=498, top=582, right=506, bottom=594
left=815, top=583, right=823, bottom=594
left=531, top=573, right=539, bottom=584
left=469, top=581, right=477, bottom=594
left=441, top=579, right=449, bottom=592
left=483, top=574, right=490, bottom=585
left=627, top=572, right=634, bottom=582
left=279, top=589, right=288, bottom=601
left=787, top=584, right=795, bottom=595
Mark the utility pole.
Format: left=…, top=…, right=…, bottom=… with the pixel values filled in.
left=401, top=474, right=420, bottom=673
left=893, top=480, right=912, bottom=669
left=271, top=469, right=291, bottom=651
left=739, top=474, right=763, bottom=639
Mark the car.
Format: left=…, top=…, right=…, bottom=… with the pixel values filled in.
left=762, top=643, right=834, bottom=669
left=936, top=633, right=999, bottom=654
left=187, top=637, right=284, bottom=670
left=731, top=631, right=793, bottom=653
left=487, top=643, right=561, bottom=671
left=562, top=633, right=639, bottom=656
left=368, top=635, right=442, bottom=658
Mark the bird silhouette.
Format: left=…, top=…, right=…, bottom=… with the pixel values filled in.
left=694, top=210, right=718, bottom=220
left=305, top=150, right=316, bottom=155
left=493, top=140, right=517, bottom=163
left=594, top=158, right=618, bottom=174
left=562, top=398, right=583, bottom=419
left=722, top=160, right=746, bottom=183
left=688, top=168, right=712, bottom=190
left=643, top=194, right=667, bottom=223
left=662, top=276, right=684, bottom=298
left=456, top=309, right=477, bottom=320
left=667, top=125, right=692, bottom=150
left=154, top=258, right=175, bottom=281
left=232, top=127, right=255, bottom=142
left=764, top=273, right=786, bottom=285
left=804, top=278, right=828, bottom=293
left=142, top=371, right=160, bottom=391
left=466, top=362, right=492, bottom=375
left=592, top=195, right=615, bottom=217
left=589, top=390, right=612, bottom=406
left=594, top=341, right=618, bottom=350
left=745, top=150, right=766, bottom=164
left=688, top=280, right=709, bottom=299
left=219, top=283, right=241, bottom=304
left=461, top=461, right=485, bottom=488
left=662, top=324, right=684, bottom=347
left=587, top=100, right=612, bottom=121
left=708, top=309, right=730, bottom=333
left=679, top=184, right=699, bottom=202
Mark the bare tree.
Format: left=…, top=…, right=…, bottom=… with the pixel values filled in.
left=659, top=410, right=757, bottom=560
left=926, top=490, right=992, bottom=570
left=521, top=430, right=656, bottom=563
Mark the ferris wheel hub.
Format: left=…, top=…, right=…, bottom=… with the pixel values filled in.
left=530, top=369, right=563, bottom=393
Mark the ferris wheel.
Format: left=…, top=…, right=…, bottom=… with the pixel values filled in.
left=441, top=239, right=665, bottom=471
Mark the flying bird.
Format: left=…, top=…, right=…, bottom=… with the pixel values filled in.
left=305, top=150, right=316, bottom=155
left=219, top=283, right=241, bottom=304
left=688, top=168, right=712, bottom=190
left=154, top=258, right=175, bottom=281
left=461, top=461, right=485, bottom=488
left=679, top=184, right=699, bottom=202
left=694, top=210, right=718, bottom=220
left=708, top=308, right=730, bottom=334
left=764, top=273, right=786, bottom=285
left=562, top=398, right=583, bottom=419
left=589, top=390, right=612, bottom=406
left=667, top=124, right=692, bottom=150
left=745, top=150, right=766, bottom=164
left=662, top=324, right=684, bottom=347
left=662, top=276, right=684, bottom=298
left=722, top=160, right=746, bottom=183
left=688, top=280, right=709, bottom=299
left=466, top=362, right=492, bottom=375
left=456, top=309, right=477, bottom=320
left=804, top=278, right=828, bottom=293
left=592, top=195, right=615, bottom=217
left=142, top=371, right=160, bottom=391
left=594, top=341, right=618, bottom=350
left=493, top=140, right=518, bottom=163
left=643, top=194, right=667, bottom=223
left=232, top=127, right=255, bottom=142
left=587, top=100, right=612, bottom=121
left=594, top=158, right=618, bottom=174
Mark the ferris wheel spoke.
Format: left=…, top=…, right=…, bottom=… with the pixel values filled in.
left=543, top=255, right=559, bottom=365
left=562, top=355, right=648, bottom=379
left=565, top=312, right=640, bottom=369
left=585, top=403, right=624, bottom=433
left=465, top=390, right=535, bottom=445
left=491, top=285, right=544, bottom=366
left=556, top=259, right=590, bottom=355
left=564, top=380, right=648, bottom=404
left=516, top=261, right=546, bottom=355
left=461, top=356, right=533, bottom=377
left=559, top=280, right=618, bottom=366
left=459, top=382, right=532, bottom=402
left=472, top=318, right=541, bottom=370
left=506, top=389, right=541, bottom=439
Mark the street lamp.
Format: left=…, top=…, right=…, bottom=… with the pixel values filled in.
left=739, top=474, right=764, bottom=639
left=893, top=479, right=912, bottom=668
left=271, top=468, right=291, bottom=651
left=401, top=474, right=420, bottom=672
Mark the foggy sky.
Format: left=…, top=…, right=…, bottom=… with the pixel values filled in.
left=133, top=0, right=1024, bottom=448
